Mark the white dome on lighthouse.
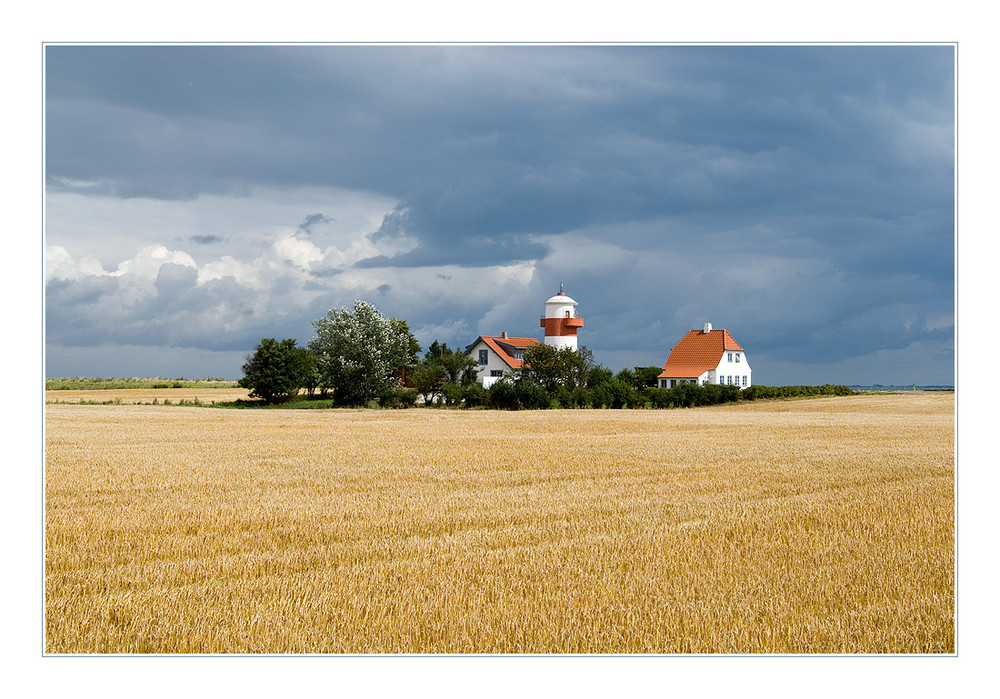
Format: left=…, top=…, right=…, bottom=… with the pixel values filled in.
left=544, top=292, right=578, bottom=306
left=543, top=291, right=578, bottom=318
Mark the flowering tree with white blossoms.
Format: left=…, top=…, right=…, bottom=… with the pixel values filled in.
left=309, top=300, right=420, bottom=406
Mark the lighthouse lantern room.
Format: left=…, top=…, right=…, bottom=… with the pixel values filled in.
left=540, top=285, right=584, bottom=351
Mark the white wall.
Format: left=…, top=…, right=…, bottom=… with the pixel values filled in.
left=712, top=350, right=752, bottom=388
left=544, top=335, right=578, bottom=351
left=467, top=339, right=517, bottom=387
left=658, top=373, right=708, bottom=388
left=657, top=351, right=753, bottom=389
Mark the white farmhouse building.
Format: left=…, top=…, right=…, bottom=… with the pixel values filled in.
left=466, top=332, right=540, bottom=387
left=657, top=323, right=752, bottom=389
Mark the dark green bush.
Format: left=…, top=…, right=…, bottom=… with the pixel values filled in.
left=586, top=366, right=614, bottom=389
left=645, top=387, right=674, bottom=409
left=514, top=378, right=552, bottom=410
left=487, top=378, right=520, bottom=410
left=485, top=376, right=552, bottom=410
left=569, top=386, right=592, bottom=408
left=742, top=384, right=855, bottom=401
left=553, top=386, right=574, bottom=408
left=590, top=380, right=638, bottom=408
left=441, top=382, right=465, bottom=406
left=462, top=382, right=488, bottom=408
left=378, top=386, right=419, bottom=408
left=589, top=383, right=613, bottom=408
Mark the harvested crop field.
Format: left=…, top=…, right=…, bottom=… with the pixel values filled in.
left=44, top=392, right=954, bottom=654
left=46, top=387, right=251, bottom=405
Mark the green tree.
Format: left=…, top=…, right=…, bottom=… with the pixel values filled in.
left=296, top=347, right=321, bottom=396
left=513, top=376, right=552, bottom=409
left=411, top=340, right=479, bottom=405
left=522, top=343, right=561, bottom=394
left=308, top=300, right=421, bottom=406
left=486, top=375, right=519, bottom=410
left=425, top=340, right=448, bottom=362
left=392, top=319, right=422, bottom=368
left=586, top=365, right=614, bottom=389
left=590, top=379, right=639, bottom=409
left=462, top=381, right=488, bottom=408
left=615, top=367, right=637, bottom=388
left=485, top=374, right=550, bottom=410
left=434, top=344, right=479, bottom=386
left=410, top=362, right=446, bottom=404
left=238, top=338, right=313, bottom=404
left=633, top=366, right=663, bottom=389
left=523, top=343, right=595, bottom=396
left=441, top=382, right=466, bottom=406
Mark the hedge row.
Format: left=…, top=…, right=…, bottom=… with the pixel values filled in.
left=378, top=381, right=855, bottom=410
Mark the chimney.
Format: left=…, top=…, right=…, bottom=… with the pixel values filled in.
left=501, top=331, right=508, bottom=340
left=703, top=322, right=712, bottom=333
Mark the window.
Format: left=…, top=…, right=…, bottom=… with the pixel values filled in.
left=735, top=353, right=740, bottom=363
left=742, top=375, right=747, bottom=386
left=514, top=350, right=524, bottom=360
left=478, top=349, right=488, bottom=365
left=490, top=370, right=504, bottom=377
left=727, top=376, right=733, bottom=384
left=727, top=352, right=733, bottom=362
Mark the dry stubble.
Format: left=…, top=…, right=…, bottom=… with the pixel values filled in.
left=45, top=392, right=954, bottom=653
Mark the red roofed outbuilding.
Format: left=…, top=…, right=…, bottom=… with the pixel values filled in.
left=657, top=323, right=752, bottom=389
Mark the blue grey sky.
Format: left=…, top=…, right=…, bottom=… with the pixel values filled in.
left=44, top=44, right=955, bottom=384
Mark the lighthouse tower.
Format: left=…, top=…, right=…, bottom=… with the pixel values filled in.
left=540, top=285, right=584, bottom=351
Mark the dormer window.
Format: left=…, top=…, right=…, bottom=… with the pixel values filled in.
left=514, top=350, right=524, bottom=360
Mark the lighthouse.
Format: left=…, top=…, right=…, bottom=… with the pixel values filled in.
left=540, top=285, right=584, bottom=351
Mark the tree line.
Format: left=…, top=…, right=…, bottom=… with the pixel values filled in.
left=238, top=299, right=854, bottom=409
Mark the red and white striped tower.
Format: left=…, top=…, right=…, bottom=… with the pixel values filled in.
left=540, top=285, right=583, bottom=351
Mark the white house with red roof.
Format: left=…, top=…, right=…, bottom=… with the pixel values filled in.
left=657, top=323, right=752, bottom=389
left=466, top=332, right=540, bottom=387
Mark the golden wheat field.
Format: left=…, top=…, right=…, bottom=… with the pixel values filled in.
left=45, top=387, right=251, bottom=405
left=44, top=391, right=954, bottom=654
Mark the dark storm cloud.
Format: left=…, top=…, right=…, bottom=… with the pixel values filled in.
left=45, top=274, right=117, bottom=307
left=45, top=45, right=955, bottom=382
left=154, top=262, right=198, bottom=294
left=46, top=45, right=952, bottom=264
left=368, top=204, right=409, bottom=243
left=190, top=234, right=224, bottom=245
left=298, top=213, right=333, bottom=235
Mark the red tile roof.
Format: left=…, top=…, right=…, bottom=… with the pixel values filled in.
left=476, top=335, right=540, bottom=369
left=658, top=329, right=744, bottom=379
